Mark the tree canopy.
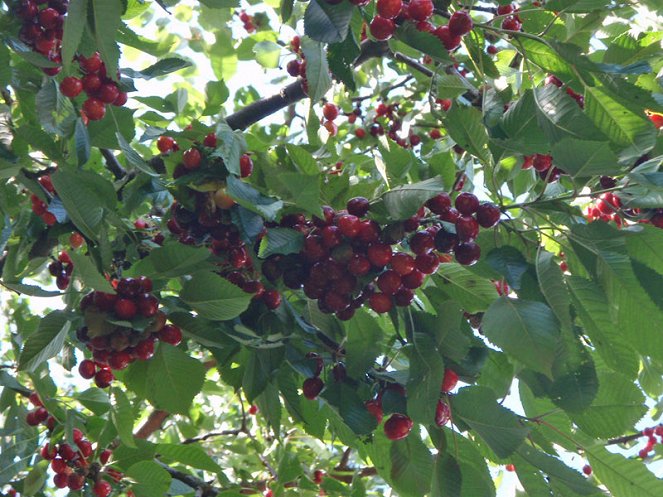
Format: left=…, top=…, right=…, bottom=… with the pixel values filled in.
left=0, top=0, right=663, bottom=497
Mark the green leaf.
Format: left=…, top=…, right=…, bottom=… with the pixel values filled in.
left=76, top=388, right=110, bottom=415
left=390, top=436, right=434, bottom=497
left=482, top=298, right=561, bottom=376
left=0, top=283, right=62, bottom=297
left=69, top=251, right=115, bottom=293
left=258, top=228, right=304, bottom=258
left=551, top=138, right=622, bottom=178
left=321, top=382, right=378, bottom=436
left=253, top=41, right=282, bottom=69
left=301, top=37, right=332, bottom=103
left=203, top=80, right=229, bottom=116
left=451, top=386, right=529, bottom=458
left=6, top=38, right=59, bottom=68
left=584, top=85, right=656, bottom=160
left=226, top=175, right=283, bottom=220
left=395, top=23, right=452, bottom=62
left=117, top=133, right=158, bottom=176
left=88, top=106, right=136, bottom=149
left=36, top=79, right=76, bottom=137
left=441, top=105, right=492, bottom=164
left=625, top=225, right=663, bottom=276
left=18, top=311, right=71, bottom=372
left=126, top=461, right=172, bottom=497
left=276, top=172, right=322, bottom=216
left=180, top=271, right=252, bottom=321
left=431, top=453, right=462, bottom=497
left=485, top=246, right=529, bottom=290
left=92, top=0, right=123, bottom=82
left=345, top=309, right=383, bottom=376
left=23, top=461, right=48, bottom=497
left=406, top=333, right=445, bottom=425
left=433, top=265, right=498, bottom=313
left=381, top=176, right=447, bottom=220
left=146, top=344, right=206, bottom=414
left=61, top=0, right=87, bottom=73
left=111, top=387, right=136, bottom=448
left=453, top=433, right=495, bottom=497
left=50, top=169, right=115, bottom=240
left=501, top=90, right=549, bottom=154
left=328, top=33, right=359, bottom=91
left=156, top=444, right=223, bottom=473
left=124, top=58, right=191, bottom=79
left=568, top=371, right=646, bottom=438
left=586, top=445, right=663, bottom=497
left=435, top=73, right=475, bottom=99
left=137, top=242, right=211, bottom=279
left=285, top=144, right=319, bottom=175
left=535, top=250, right=572, bottom=330
left=304, top=0, right=354, bottom=44
left=74, top=118, right=91, bottom=166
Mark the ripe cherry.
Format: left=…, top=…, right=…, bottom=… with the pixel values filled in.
left=240, top=154, right=253, bottom=177
left=369, top=16, right=395, bottom=41
left=454, top=242, right=481, bottom=265
left=369, top=293, right=393, bottom=313
left=113, top=91, right=128, bottom=106
left=54, top=473, right=69, bottom=489
left=377, top=270, right=402, bottom=295
left=476, top=202, right=500, bottom=228
left=323, top=120, right=337, bottom=136
left=17, top=1, right=38, bottom=20
left=430, top=128, right=442, bottom=139
left=51, top=458, right=68, bottom=474
left=441, top=368, right=459, bottom=392
left=367, top=243, right=393, bottom=267
left=99, top=449, right=112, bottom=465
left=41, top=443, right=57, bottom=460
left=365, top=399, right=384, bottom=423
left=414, top=253, right=439, bottom=274
left=427, top=193, right=451, bottom=214
left=38, top=8, right=60, bottom=29
left=355, top=128, right=366, bottom=139
left=410, top=231, right=435, bottom=255
left=98, top=83, right=120, bottom=104
left=114, top=298, right=137, bottom=320
left=160, top=324, right=183, bottom=346
left=79, top=52, right=103, bottom=73
left=108, top=351, right=131, bottom=371
left=82, top=98, right=105, bottom=121
left=455, top=216, right=479, bottom=241
left=582, top=465, right=592, bottom=476
left=448, top=10, right=473, bottom=37
left=78, top=359, right=96, bottom=379
left=68, top=473, right=85, bottom=491
left=408, top=0, right=433, bottom=21
left=322, top=102, right=338, bottom=121
left=501, top=16, right=522, bottom=31
left=347, top=196, right=370, bottom=217
left=435, top=25, right=462, bottom=51
left=376, top=0, right=402, bottom=18
left=182, top=148, right=202, bottom=169
left=59, top=443, right=77, bottom=461
left=60, top=77, right=83, bottom=98
left=337, top=214, right=361, bottom=238
left=497, top=4, right=514, bottom=15
left=82, top=73, right=102, bottom=93
left=95, top=368, right=114, bottom=388
left=454, top=192, right=479, bottom=215
left=303, top=377, right=324, bottom=400
left=401, top=269, right=425, bottom=289
left=157, top=136, right=176, bottom=153
left=384, top=413, right=413, bottom=440
left=77, top=440, right=93, bottom=458
left=93, top=480, right=112, bottom=497
left=437, top=98, right=452, bottom=111
left=286, top=59, right=301, bottom=77
left=203, top=133, right=217, bottom=148
left=435, top=400, right=451, bottom=426
left=390, top=252, right=416, bottom=275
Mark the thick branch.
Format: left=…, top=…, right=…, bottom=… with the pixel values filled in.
left=182, top=429, right=244, bottom=445
left=100, top=149, right=127, bottom=180
left=134, top=410, right=170, bottom=439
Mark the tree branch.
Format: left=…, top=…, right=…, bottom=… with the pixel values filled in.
left=100, top=149, right=127, bottom=180
left=182, top=429, right=244, bottom=445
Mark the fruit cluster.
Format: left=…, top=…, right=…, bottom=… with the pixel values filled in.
left=76, top=277, right=182, bottom=387
left=47, top=250, right=74, bottom=290
left=637, top=425, right=663, bottom=459
left=238, top=10, right=256, bottom=33
left=29, top=174, right=58, bottom=225
left=586, top=192, right=622, bottom=225
left=521, top=153, right=566, bottom=182
left=545, top=74, right=584, bottom=108
left=494, top=3, right=523, bottom=32
left=284, top=36, right=315, bottom=96
left=262, top=192, right=499, bottom=319
left=24, top=393, right=116, bottom=497
left=59, top=52, right=128, bottom=122
left=15, top=0, right=68, bottom=76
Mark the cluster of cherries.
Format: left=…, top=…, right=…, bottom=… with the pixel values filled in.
left=14, top=0, right=68, bottom=76
left=59, top=51, right=128, bottom=122
left=494, top=3, right=523, bottom=32
left=24, top=393, right=116, bottom=497
left=47, top=250, right=74, bottom=290
left=29, top=174, right=58, bottom=226
left=285, top=36, right=314, bottom=96
left=586, top=191, right=623, bottom=225
left=521, top=153, right=565, bottom=182
left=636, top=425, right=663, bottom=459
left=238, top=10, right=257, bottom=32
left=76, top=276, right=182, bottom=387
left=261, top=191, right=500, bottom=320
left=545, top=74, right=584, bottom=108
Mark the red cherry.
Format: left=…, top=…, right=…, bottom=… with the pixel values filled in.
left=160, top=324, right=183, bottom=346
left=390, top=252, right=416, bottom=276
left=337, top=214, right=361, bottom=238
left=408, top=0, right=433, bottom=21
left=455, top=216, right=479, bottom=242
left=262, top=290, right=282, bottom=310
left=429, top=128, right=442, bottom=139
left=82, top=98, right=105, bottom=121
left=435, top=25, right=462, bottom=50
left=367, top=243, right=393, bottom=267
left=454, top=242, right=481, bottom=265
left=410, top=231, right=435, bottom=255
left=73, top=428, right=84, bottom=443
left=384, top=413, right=413, bottom=440
left=303, top=377, right=324, bottom=400
left=68, top=473, right=85, bottom=491
left=435, top=400, right=451, bottom=426
left=203, top=133, right=217, bottom=148
left=113, top=91, right=128, bottom=106
left=533, top=154, right=552, bottom=172
left=38, top=7, right=60, bottom=29
left=99, top=449, right=112, bottom=465
left=497, top=4, right=514, bottom=15
left=414, top=253, right=439, bottom=274
left=487, top=45, right=498, bottom=55
left=286, top=59, right=301, bottom=77
left=448, top=10, right=473, bottom=37
left=248, top=404, right=259, bottom=415
left=98, top=83, right=120, bottom=104
left=437, top=98, right=453, bottom=111
left=51, top=458, right=68, bottom=474
left=59, top=443, right=77, bottom=461
left=82, top=73, right=102, bottom=94
left=93, top=480, right=112, bottom=497
left=401, top=269, right=425, bottom=289
left=78, top=359, right=97, bottom=379
left=114, top=298, right=137, bottom=320
left=69, top=232, right=84, bottom=248
left=355, top=128, right=366, bottom=139
left=108, top=351, right=131, bottom=371
left=476, top=202, right=501, bottom=228
left=346, top=197, right=370, bottom=217
left=501, top=15, right=522, bottom=31
left=426, top=193, right=451, bottom=214
left=60, top=77, right=83, bottom=98
left=26, top=411, right=40, bottom=426
left=454, top=192, right=479, bottom=215
left=41, top=443, right=57, bottom=460
left=369, top=293, right=393, bottom=313
left=365, top=399, right=383, bottom=423
left=17, top=1, right=39, bottom=20
left=183, top=148, right=202, bottom=169
left=348, top=254, right=372, bottom=276
left=377, top=270, right=402, bottom=295
left=79, top=52, right=103, bottom=73
left=29, top=391, right=43, bottom=407
left=54, top=473, right=69, bottom=488
left=441, top=368, right=459, bottom=392
left=582, top=464, right=592, bottom=476
left=94, top=369, right=114, bottom=388
left=157, top=136, right=176, bottom=153
left=240, top=154, right=253, bottom=178
left=370, top=16, right=395, bottom=40
left=376, top=0, right=402, bottom=19
left=322, top=102, right=339, bottom=121
left=34, top=406, right=48, bottom=423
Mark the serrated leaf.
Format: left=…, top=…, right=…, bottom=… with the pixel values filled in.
left=117, top=133, right=158, bottom=176
left=301, top=37, right=332, bottom=103
left=321, top=382, right=378, bottom=436
left=381, top=176, right=447, bottom=220
left=203, top=80, right=229, bottom=116
left=180, top=271, right=252, bottom=321
left=586, top=445, right=663, bottom=497
left=452, top=386, right=529, bottom=458
left=433, top=265, right=498, bottom=313
left=123, top=58, right=191, bottom=79
left=407, top=333, right=445, bottom=425
left=395, top=23, right=452, bottom=62
left=69, top=251, right=115, bottom=293
left=304, top=0, right=354, bottom=44
left=551, top=138, right=622, bottom=178
left=111, top=387, right=136, bottom=448
left=535, top=250, right=572, bottom=330
left=328, top=34, right=359, bottom=91
left=485, top=246, right=529, bottom=290
left=92, top=0, right=123, bottom=82
left=137, top=242, right=211, bottom=279
left=18, top=311, right=71, bottom=372
left=74, top=118, right=91, bottom=166
left=62, top=0, right=87, bottom=72
left=435, top=73, right=475, bottom=99
left=442, top=105, right=492, bottom=164
left=36, top=79, right=76, bottom=137
left=431, top=453, right=462, bottom=497
left=258, top=228, right=304, bottom=258
left=156, top=444, right=223, bottom=473
left=77, top=388, right=110, bottom=415
left=126, top=461, right=171, bottom=497
left=226, top=175, right=283, bottom=220
left=482, top=298, right=561, bottom=376
left=345, top=309, right=383, bottom=376
left=253, top=41, right=281, bottom=69
left=146, top=344, right=206, bottom=414
left=1, top=283, right=62, bottom=297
